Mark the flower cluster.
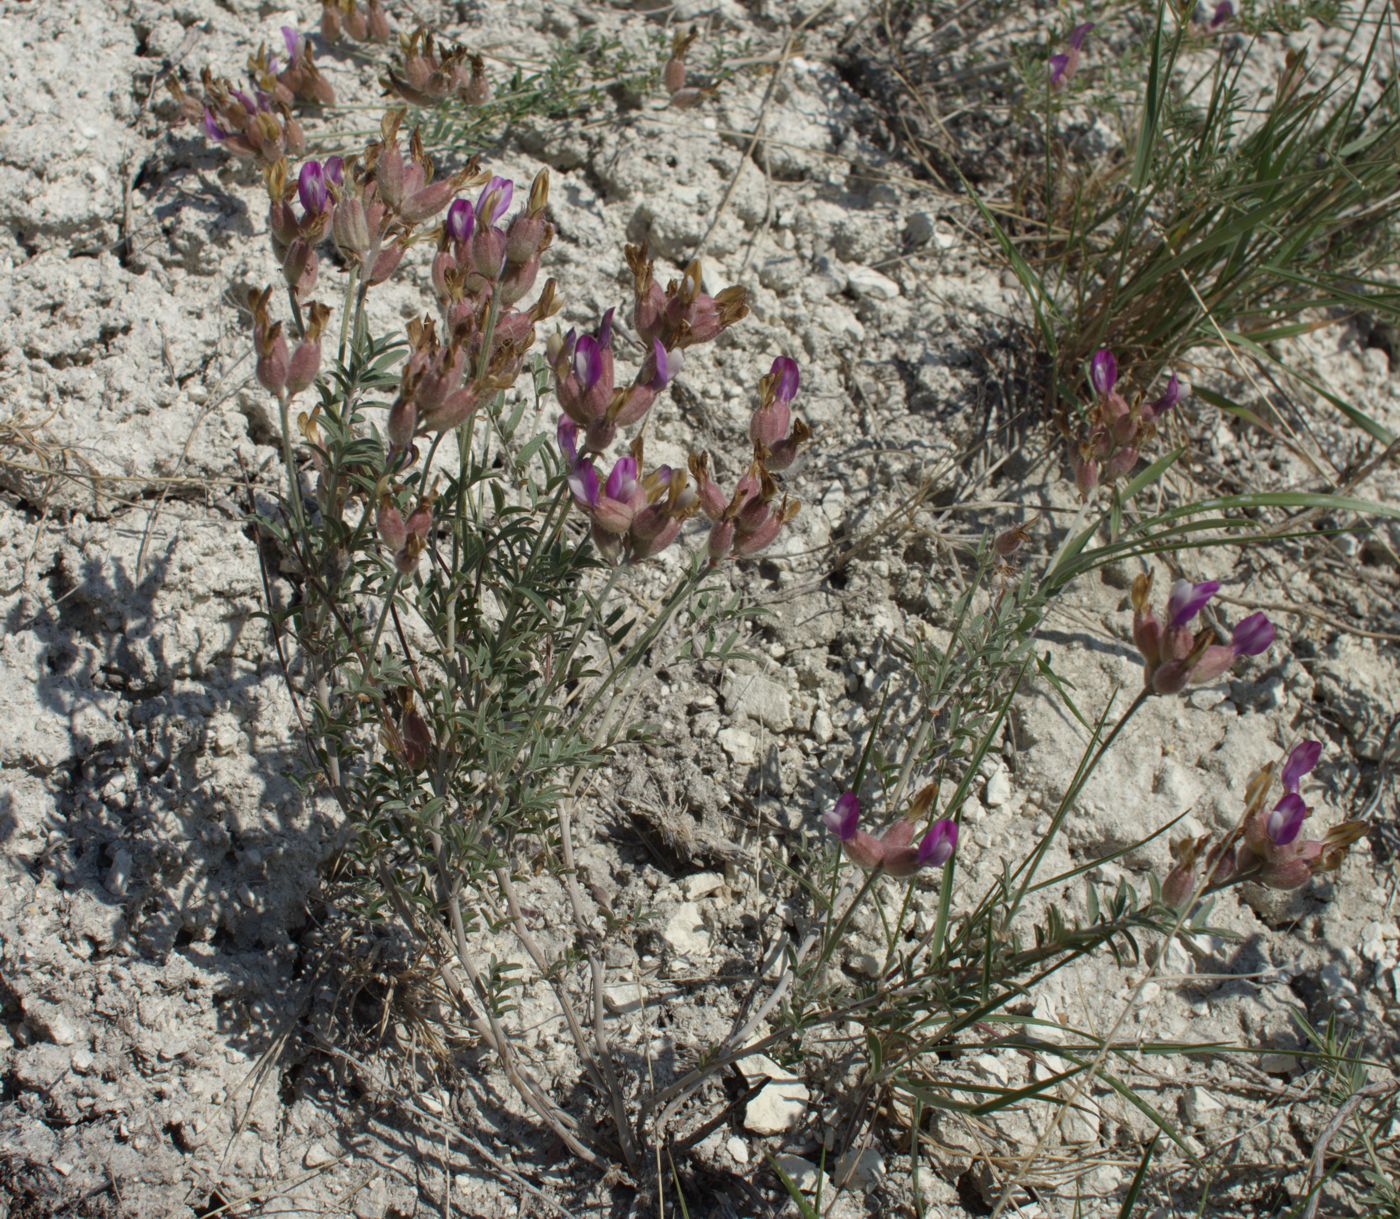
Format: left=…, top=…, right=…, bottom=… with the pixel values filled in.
left=320, top=0, right=391, bottom=44
left=251, top=27, right=337, bottom=108
left=548, top=245, right=800, bottom=567
left=1163, top=741, right=1367, bottom=902
left=549, top=295, right=694, bottom=459
left=1131, top=572, right=1273, bottom=694
left=171, top=67, right=306, bottom=168
left=662, top=28, right=714, bottom=110
left=386, top=29, right=491, bottom=108
left=266, top=156, right=342, bottom=301
left=376, top=493, right=433, bottom=575
left=249, top=286, right=330, bottom=398
left=689, top=447, right=800, bottom=566
left=1049, top=22, right=1094, bottom=89
left=558, top=421, right=698, bottom=564
left=625, top=243, right=750, bottom=352
left=1071, top=348, right=1180, bottom=496
left=690, top=355, right=807, bottom=565
left=823, top=788, right=959, bottom=878
left=433, top=172, right=554, bottom=327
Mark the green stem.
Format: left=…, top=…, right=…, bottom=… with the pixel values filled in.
left=336, top=263, right=360, bottom=369
left=277, top=389, right=310, bottom=541
left=366, top=569, right=403, bottom=666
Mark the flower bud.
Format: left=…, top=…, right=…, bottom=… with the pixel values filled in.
left=255, top=324, right=289, bottom=394
left=387, top=396, right=417, bottom=449
left=750, top=399, right=790, bottom=450
left=378, top=496, right=408, bottom=551
left=282, top=238, right=317, bottom=298
left=401, top=178, right=458, bottom=225
left=286, top=336, right=321, bottom=394
left=368, top=240, right=406, bottom=286
left=707, top=518, right=735, bottom=565
left=367, top=0, right=390, bottom=41
left=332, top=195, right=371, bottom=261
left=1090, top=347, right=1117, bottom=396
left=1072, top=453, right=1099, bottom=496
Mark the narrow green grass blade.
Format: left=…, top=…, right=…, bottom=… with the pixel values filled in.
left=764, top=1150, right=821, bottom=1219
left=1119, top=446, right=1184, bottom=502
left=1058, top=1051, right=1198, bottom=1162
left=1129, top=1, right=1170, bottom=192
left=1191, top=386, right=1274, bottom=432
left=1117, top=1133, right=1160, bottom=1219
left=1216, top=331, right=1397, bottom=443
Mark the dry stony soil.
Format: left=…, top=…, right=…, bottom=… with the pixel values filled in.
left=1, top=0, right=1398, bottom=1216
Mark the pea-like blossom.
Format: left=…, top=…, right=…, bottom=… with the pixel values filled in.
left=1131, top=571, right=1274, bottom=694
left=1167, top=578, right=1220, bottom=629
left=297, top=160, right=331, bottom=215
left=1280, top=739, right=1322, bottom=794
left=1049, top=22, right=1094, bottom=89
left=281, top=27, right=304, bottom=65
left=1142, top=373, right=1181, bottom=421
left=822, top=791, right=959, bottom=876
left=1090, top=347, right=1117, bottom=396
left=476, top=176, right=514, bottom=227
left=445, top=198, right=474, bottom=244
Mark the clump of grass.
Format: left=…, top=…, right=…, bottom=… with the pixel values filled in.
left=1005, top=0, right=1400, bottom=477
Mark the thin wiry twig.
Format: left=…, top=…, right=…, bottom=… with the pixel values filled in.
left=1301, top=1079, right=1399, bottom=1219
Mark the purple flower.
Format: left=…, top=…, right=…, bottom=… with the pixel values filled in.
left=1267, top=792, right=1308, bottom=846
left=557, top=417, right=598, bottom=506
left=475, top=176, right=514, bottom=227
left=1209, top=1, right=1234, bottom=27
left=1166, top=578, right=1219, bottom=629
left=915, top=819, right=958, bottom=867
left=596, top=307, right=615, bottom=350
left=202, top=108, right=228, bottom=142
left=650, top=338, right=683, bottom=389
left=1090, top=348, right=1118, bottom=396
left=1230, top=612, right=1274, bottom=656
left=770, top=356, right=800, bottom=404
left=604, top=455, right=638, bottom=502
left=1144, top=373, right=1181, bottom=420
left=297, top=161, right=329, bottom=214
left=281, top=26, right=304, bottom=65
left=572, top=335, right=603, bottom=392
left=1050, top=22, right=1094, bottom=88
left=1281, top=740, right=1322, bottom=794
left=231, top=88, right=261, bottom=115
left=557, top=415, right=580, bottom=465
left=324, top=156, right=344, bottom=186
left=569, top=460, right=599, bottom=507
left=823, top=791, right=861, bottom=840
left=446, top=198, right=475, bottom=244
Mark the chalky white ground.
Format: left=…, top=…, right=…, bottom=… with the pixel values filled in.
left=0, top=0, right=1396, bottom=1215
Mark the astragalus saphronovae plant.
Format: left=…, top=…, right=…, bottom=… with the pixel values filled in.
left=241, top=95, right=811, bottom=1173
left=758, top=530, right=1371, bottom=1209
